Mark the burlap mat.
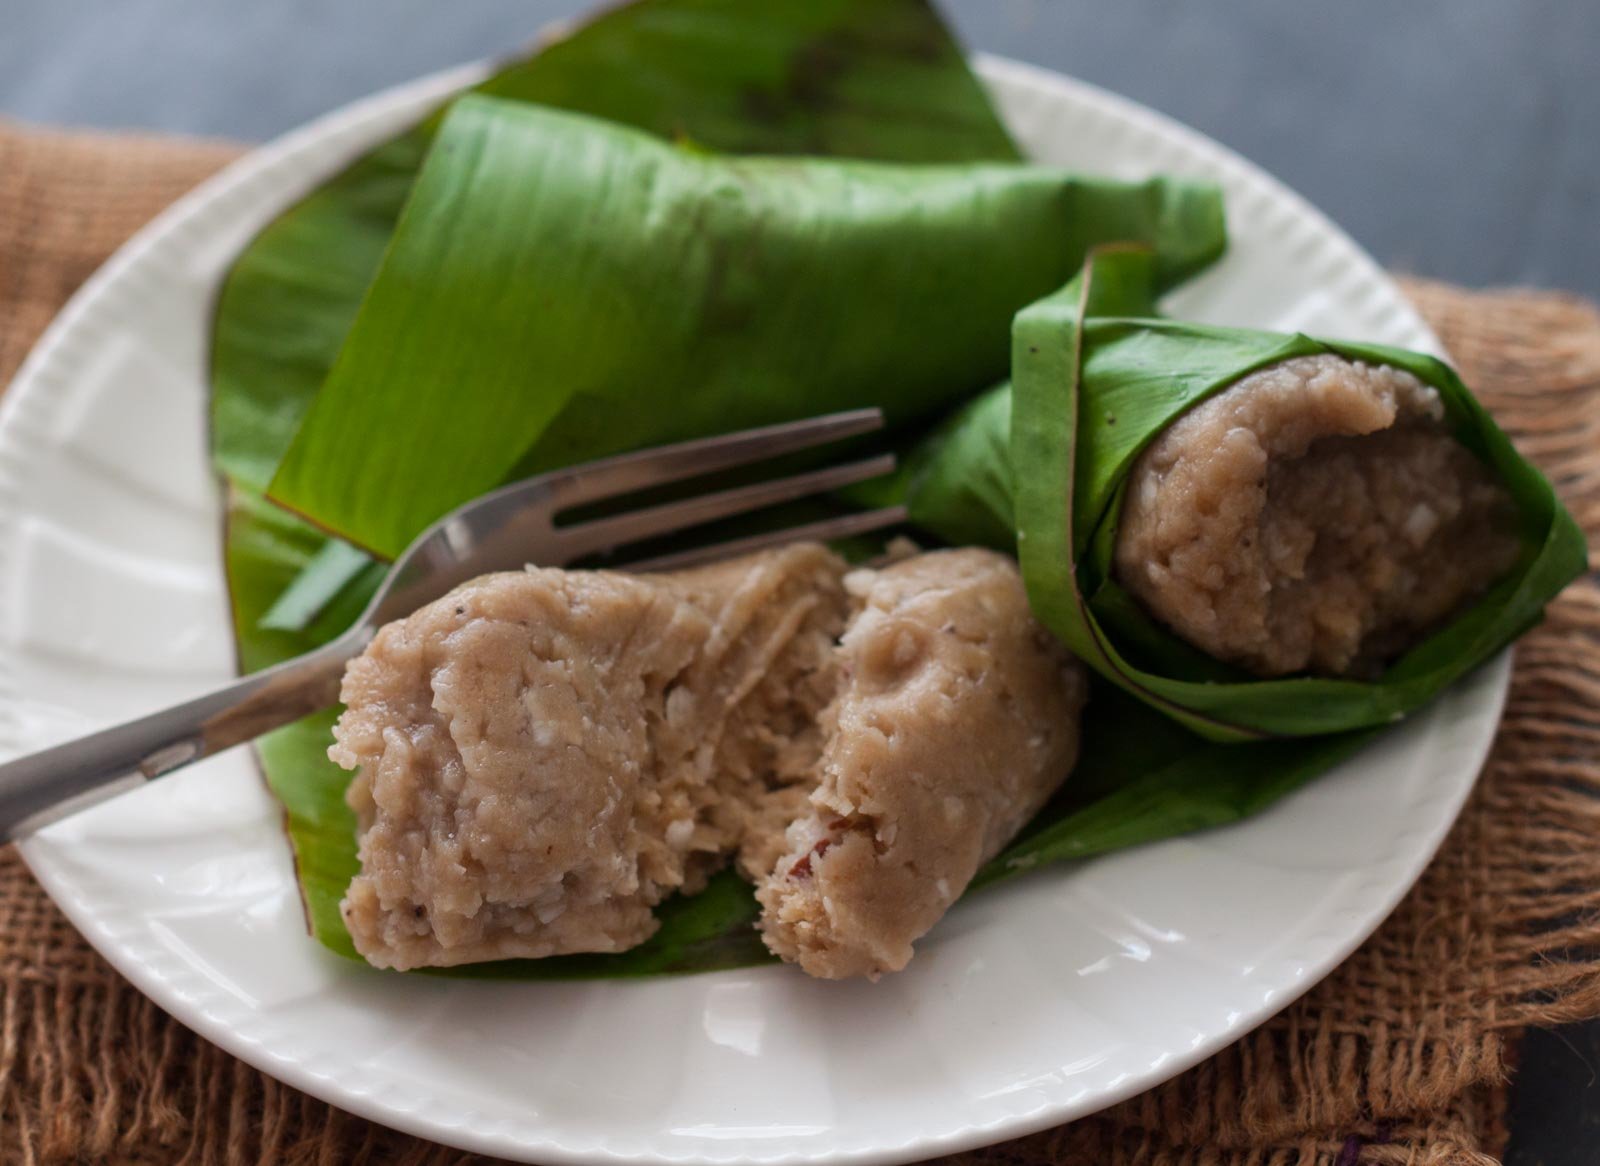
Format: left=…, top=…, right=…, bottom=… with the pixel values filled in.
left=2, top=121, right=1597, bottom=1166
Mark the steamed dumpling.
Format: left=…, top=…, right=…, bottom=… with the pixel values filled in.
left=332, top=544, right=850, bottom=970
left=1115, top=355, right=1521, bottom=677
left=333, top=542, right=1086, bottom=979
left=755, top=549, right=1088, bottom=979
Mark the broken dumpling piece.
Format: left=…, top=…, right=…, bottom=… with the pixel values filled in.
left=330, top=543, right=1087, bottom=978
left=1114, top=355, right=1522, bottom=677
left=332, top=544, right=851, bottom=970
left=756, top=549, right=1088, bottom=979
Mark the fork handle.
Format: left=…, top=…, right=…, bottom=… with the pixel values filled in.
left=0, top=634, right=366, bottom=843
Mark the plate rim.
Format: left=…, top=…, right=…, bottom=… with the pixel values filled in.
left=0, top=50, right=1508, bottom=1166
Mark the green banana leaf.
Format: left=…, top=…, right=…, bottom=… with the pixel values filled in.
left=209, top=0, right=1428, bottom=980
left=213, top=0, right=1232, bottom=975
left=210, top=0, right=1024, bottom=495
left=907, top=246, right=1588, bottom=741
left=265, top=95, right=1224, bottom=557
left=971, top=686, right=1376, bottom=890
left=212, top=0, right=1030, bottom=633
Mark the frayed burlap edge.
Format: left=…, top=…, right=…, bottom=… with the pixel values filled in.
left=3, top=122, right=1599, bottom=1166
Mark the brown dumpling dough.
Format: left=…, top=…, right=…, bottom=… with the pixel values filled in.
left=1114, top=355, right=1521, bottom=677
left=755, top=548, right=1088, bottom=980
left=332, top=544, right=849, bottom=970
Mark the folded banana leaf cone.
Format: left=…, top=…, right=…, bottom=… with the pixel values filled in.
left=263, top=96, right=1225, bottom=559
left=904, top=246, right=1587, bottom=741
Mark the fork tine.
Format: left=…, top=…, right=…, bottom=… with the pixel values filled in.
left=558, top=454, right=897, bottom=560
left=624, top=506, right=911, bottom=573
left=547, top=409, right=886, bottom=509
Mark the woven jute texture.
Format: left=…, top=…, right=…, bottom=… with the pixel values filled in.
left=2, top=120, right=1598, bottom=1166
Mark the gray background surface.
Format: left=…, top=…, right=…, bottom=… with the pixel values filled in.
left=1, top=1, right=1593, bottom=1159
left=3, top=0, right=1596, bottom=299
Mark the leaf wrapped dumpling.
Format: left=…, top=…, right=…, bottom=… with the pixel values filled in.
left=904, top=246, right=1586, bottom=740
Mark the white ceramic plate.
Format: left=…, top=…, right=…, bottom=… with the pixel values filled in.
left=0, top=54, right=1507, bottom=1165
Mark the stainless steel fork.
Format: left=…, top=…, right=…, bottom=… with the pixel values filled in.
left=0, top=409, right=904, bottom=842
